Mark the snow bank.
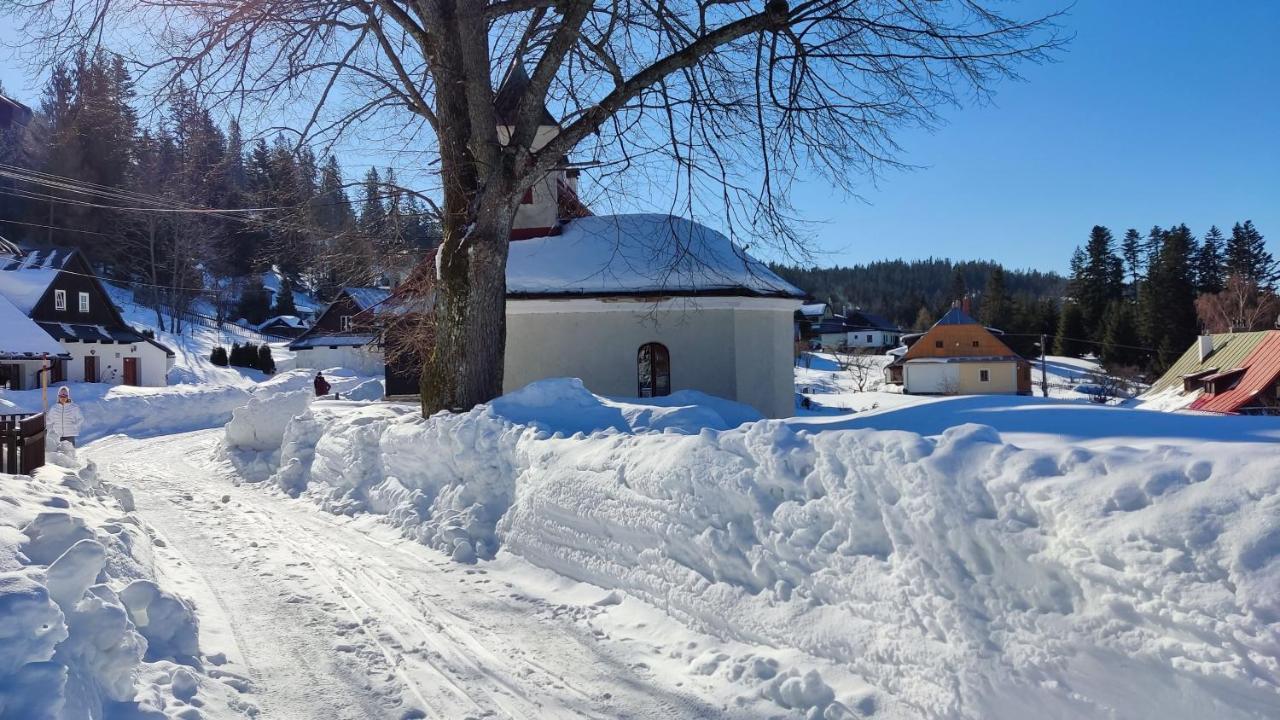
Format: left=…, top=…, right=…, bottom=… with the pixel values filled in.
left=224, top=381, right=1280, bottom=718
left=0, top=457, right=227, bottom=718
left=491, top=378, right=760, bottom=434
left=224, top=389, right=312, bottom=452
left=2, top=383, right=252, bottom=443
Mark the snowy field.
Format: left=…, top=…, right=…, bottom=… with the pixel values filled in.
left=3, top=337, right=1280, bottom=718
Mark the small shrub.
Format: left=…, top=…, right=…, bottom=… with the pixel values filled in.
left=256, top=344, right=276, bottom=375
left=210, top=346, right=229, bottom=367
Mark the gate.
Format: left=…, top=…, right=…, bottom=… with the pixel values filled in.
left=0, top=413, right=46, bottom=475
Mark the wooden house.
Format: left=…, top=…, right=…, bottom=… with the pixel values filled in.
left=1142, top=332, right=1280, bottom=414
left=897, top=307, right=1031, bottom=395
left=0, top=247, right=173, bottom=387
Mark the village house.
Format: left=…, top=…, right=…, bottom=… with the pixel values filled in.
left=255, top=315, right=308, bottom=339
left=0, top=247, right=174, bottom=388
left=795, top=303, right=902, bottom=352
left=288, top=287, right=391, bottom=377
left=887, top=306, right=1031, bottom=395
left=1141, top=331, right=1280, bottom=414
left=291, top=65, right=804, bottom=418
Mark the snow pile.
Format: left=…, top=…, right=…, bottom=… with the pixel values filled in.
left=224, top=389, right=312, bottom=452
left=490, top=378, right=761, bottom=434
left=0, top=458, right=231, bottom=718
left=225, top=381, right=1280, bottom=718
left=2, top=383, right=252, bottom=443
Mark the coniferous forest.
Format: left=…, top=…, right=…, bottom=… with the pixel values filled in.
left=774, top=220, right=1276, bottom=374
left=0, top=50, right=440, bottom=330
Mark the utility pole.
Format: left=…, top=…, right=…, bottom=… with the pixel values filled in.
left=1040, top=333, right=1049, bottom=397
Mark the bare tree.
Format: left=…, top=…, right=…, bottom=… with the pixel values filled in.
left=1195, top=273, right=1280, bottom=334
left=15, top=0, right=1063, bottom=413
left=833, top=348, right=878, bottom=392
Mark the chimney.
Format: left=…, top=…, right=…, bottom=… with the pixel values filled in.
left=1198, top=335, right=1214, bottom=362
left=961, top=295, right=972, bottom=315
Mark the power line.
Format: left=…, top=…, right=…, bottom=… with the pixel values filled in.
left=1001, top=332, right=1157, bottom=353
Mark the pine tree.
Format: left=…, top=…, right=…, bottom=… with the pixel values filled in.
left=1194, top=226, right=1226, bottom=295
left=1142, top=224, right=1199, bottom=371
left=235, top=277, right=271, bottom=324
left=1054, top=302, right=1087, bottom=357
left=272, top=276, right=298, bottom=317
left=948, top=267, right=967, bottom=306
left=1074, top=226, right=1125, bottom=342
left=1100, top=301, right=1141, bottom=367
left=980, top=266, right=1010, bottom=329
left=358, top=167, right=387, bottom=241
left=1226, top=221, right=1274, bottom=287
left=1121, top=228, right=1143, bottom=298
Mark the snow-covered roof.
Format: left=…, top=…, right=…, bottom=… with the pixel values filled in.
left=345, top=287, right=392, bottom=311
left=799, top=303, right=827, bottom=317
left=0, top=247, right=79, bottom=313
left=290, top=334, right=375, bottom=350
left=0, top=294, right=66, bottom=358
left=257, top=315, right=306, bottom=330
left=506, top=214, right=804, bottom=298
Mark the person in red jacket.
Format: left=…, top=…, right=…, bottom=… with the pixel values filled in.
left=313, top=372, right=332, bottom=397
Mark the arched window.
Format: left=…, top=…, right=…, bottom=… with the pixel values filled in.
left=637, top=342, right=671, bottom=398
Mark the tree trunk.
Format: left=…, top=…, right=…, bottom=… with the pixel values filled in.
left=419, top=204, right=513, bottom=414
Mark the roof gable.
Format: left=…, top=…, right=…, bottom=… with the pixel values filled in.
left=494, top=62, right=557, bottom=127
left=934, top=306, right=978, bottom=326
left=903, top=320, right=1020, bottom=361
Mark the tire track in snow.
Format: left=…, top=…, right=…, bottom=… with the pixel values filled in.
left=89, top=429, right=726, bottom=720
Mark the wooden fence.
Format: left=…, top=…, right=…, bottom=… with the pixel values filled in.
left=0, top=413, right=46, bottom=475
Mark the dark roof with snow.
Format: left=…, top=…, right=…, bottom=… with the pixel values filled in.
left=494, top=62, right=557, bottom=127
left=933, top=306, right=979, bottom=326
left=846, top=311, right=900, bottom=332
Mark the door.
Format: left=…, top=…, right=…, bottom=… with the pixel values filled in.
left=637, top=342, right=671, bottom=397
left=123, top=357, right=140, bottom=386
left=84, top=355, right=98, bottom=383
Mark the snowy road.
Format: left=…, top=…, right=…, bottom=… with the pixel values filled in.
left=87, top=430, right=730, bottom=720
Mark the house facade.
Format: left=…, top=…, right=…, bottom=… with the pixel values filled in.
left=896, top=307, right=1031, bottom=395
left=288, top=287, right=391, bottom=376
left=0, top=247, right=173, bottom=387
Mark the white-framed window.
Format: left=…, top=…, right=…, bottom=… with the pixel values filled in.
left=979, top=369, right=990, bottom=382
left=78, top=292, right=90, bottom=313
left=54, top=289, right=66, bottom=310
left=866, top=334, right=873, bottom=343
left=340, top=315, right=352, bottom=331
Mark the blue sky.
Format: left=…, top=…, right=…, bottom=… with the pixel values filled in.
left=1, top=1, right=1277, bottom=273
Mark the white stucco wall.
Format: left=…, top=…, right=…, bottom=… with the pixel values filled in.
left=505, top=297, right=800, bottom=418
left=292, top=344, right=385, bottom=376
left=59, top=341, right=172, bottom=386
left=903, top=362, right=959, bottom=394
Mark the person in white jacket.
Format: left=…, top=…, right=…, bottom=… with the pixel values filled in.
left=49, top=386, right=84, bottom=445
